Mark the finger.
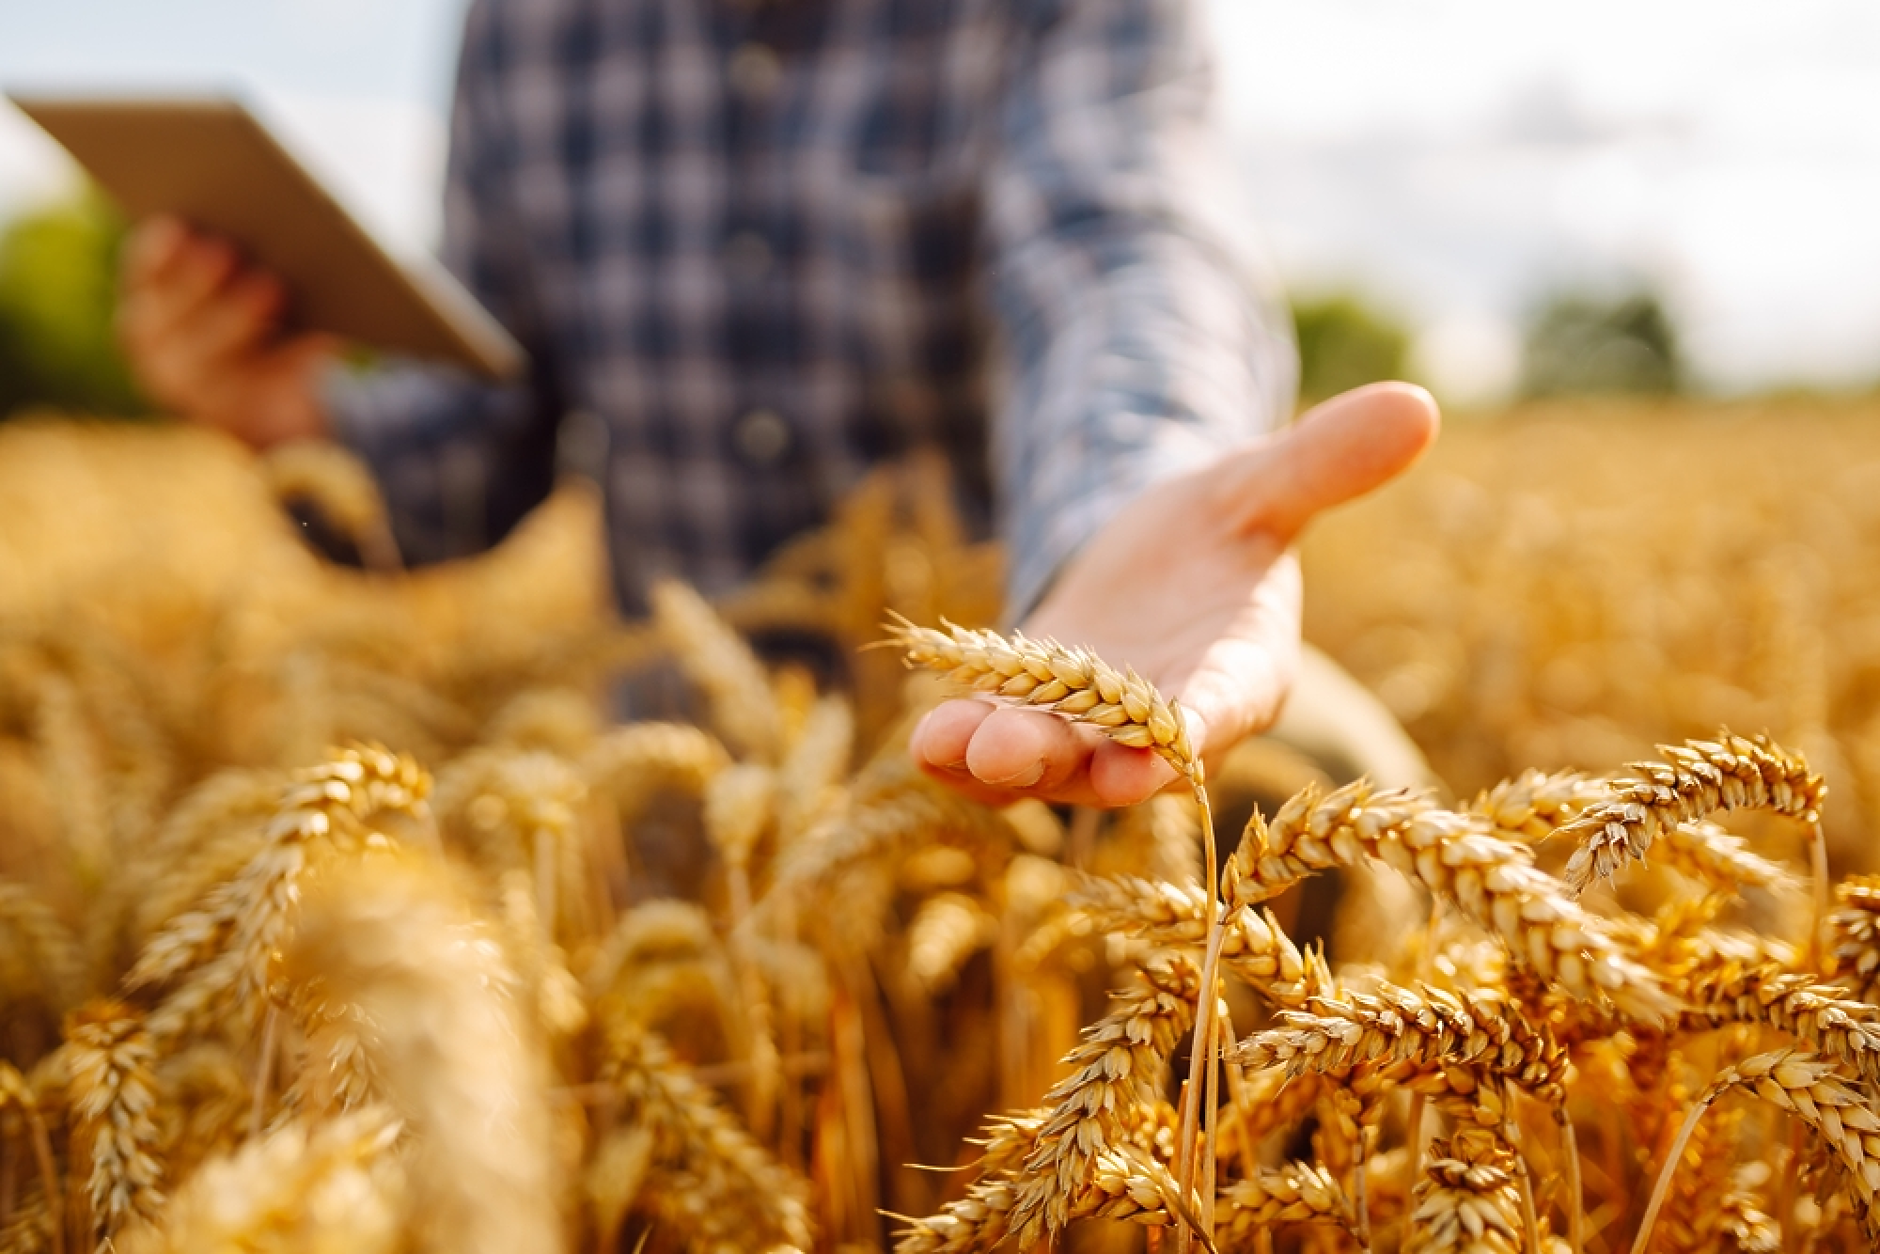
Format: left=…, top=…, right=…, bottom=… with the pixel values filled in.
left=182, top=270, right=287, bottom=366
left=1173, top=552, right=1302, bottom=753
left=143, top=234, right=242, bottom=340
left=964, top=706, right=1090, bottom=792
left=121, top=215, right=189, bottom=290
left=910, top=699, right=995, bottom=771
left=1088, top=740, right=1180, bottom=807
left=914, top=757, right=1037, bottom=809
left=1233, top=381, right=1440, bottom=541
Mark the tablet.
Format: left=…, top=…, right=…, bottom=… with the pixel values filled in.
left=9, top=93, right=527, bottom=381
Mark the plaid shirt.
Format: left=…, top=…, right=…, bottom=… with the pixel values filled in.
left=327, top=0, right=1297, bottom=618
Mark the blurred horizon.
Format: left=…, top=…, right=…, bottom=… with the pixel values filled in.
left=3, top=0, right=1878, bottom=405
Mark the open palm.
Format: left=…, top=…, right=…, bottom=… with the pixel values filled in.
left=911, top=382, right=1440, bottom=808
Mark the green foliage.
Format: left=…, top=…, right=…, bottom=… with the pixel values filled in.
left=0, top=194, right=151, bottom=419
left=1291, top=294, right=1411, bottom=403
left=1521, top=290, right=1682, bottom=397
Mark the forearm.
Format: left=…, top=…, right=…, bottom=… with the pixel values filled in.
left=986, top=0, right=1297, bottom=619
left=996, top=226, right=1294, bottom=618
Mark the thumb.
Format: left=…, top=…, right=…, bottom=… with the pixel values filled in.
left=1231, top=381, right=1440, bottom=541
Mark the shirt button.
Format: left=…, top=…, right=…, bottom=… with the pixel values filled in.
left=721, top=230, right=774, bottom=281
left=727, top=42, right=783, bottom=101
left=734, top=408, right=792, bottom=465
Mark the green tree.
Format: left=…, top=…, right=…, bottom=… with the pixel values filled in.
left=1521, top=290, right=1682, bottom=397
left=1291, top=295, right=1411, bottom=403
left=0, top=193, right=150, bottom=419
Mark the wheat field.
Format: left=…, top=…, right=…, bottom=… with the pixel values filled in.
left=3, top=400, right=1880, bottom=1253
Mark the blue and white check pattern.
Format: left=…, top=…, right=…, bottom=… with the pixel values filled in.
left=327, top=0, right=1297, bottom=618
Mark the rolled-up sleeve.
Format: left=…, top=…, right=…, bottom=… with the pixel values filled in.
left=323, top=0, right=561, bottom=564
left=984, top=0, right=1298, bottom=619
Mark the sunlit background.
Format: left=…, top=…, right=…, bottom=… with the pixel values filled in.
left=12, top=12, right=1880, bottom=1249
left=2, top=0, right=1879, bottom=409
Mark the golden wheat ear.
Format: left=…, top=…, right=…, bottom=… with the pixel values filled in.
left=880, top=616, right=1201, bottom=784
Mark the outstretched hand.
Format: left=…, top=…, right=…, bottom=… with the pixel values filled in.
left=910, top=381, right=1439, bottom=808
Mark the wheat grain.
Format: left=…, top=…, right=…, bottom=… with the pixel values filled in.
left=702, top=762, right=775, bottom=873
left=1561, top=733, right=1824, bottom=894
left=582, top=1123, right=654, bottom=1252
left=1064, top=875, right=1332, bottom=1009
left=599, top=1020, right=814, bottom=1252
left=775, top=695, right=853, bottom=843
left=121, top=768, right=286, bottom=955
left=0, top=880, right=84, bottom=1017
left=755, top=758, right=1017, bottom=949
left=1001, top=950, right=1198, bottom=1244
left=1636, top=1050, right=1880, bottom=1251
left=117, top=1108, right=404, bottom=1254
left=1718, top=1162, right=1780, bottom=1254
left=1469, top=769, right=1602, bottom=842
left=1830, top=875, right=1880, bottom=1004
left=1656, top=820, right=1800, bottom=894
left=1230, top=982, right=1567, bottom=1104
left=580, top=720, right=730, bottom=818
left=883, top=616, right=1199, bottom=783
left=282, top=856, right=559, bottom=1254
left=153, top=1043, right=252, bottom=1180
left=894, top=1172, right=1023, bottom=1254
left=1216, top=1161, right=1358, bottom=1240
left=1230, top=779, right=1679, bottom=1022
left=132, top=745, right=430, bottom=1042
left=905, top=892, right=996, bottom=995
left=1406, top=1129, right=1526, bottom=1254
left=63, top=1001, right=164, bottom=1252
left=1651, top=1103, right=1744, bottom=1254
left=1681, top=958, right=1880, bottom=1085
left=1082, top=1143, right=1208, bottom=1236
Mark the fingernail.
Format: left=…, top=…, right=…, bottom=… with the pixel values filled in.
left=982, top=761, right=1044, bottom=789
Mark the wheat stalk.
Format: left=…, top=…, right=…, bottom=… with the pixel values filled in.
left=0, top=1061, right=65, bottom=1254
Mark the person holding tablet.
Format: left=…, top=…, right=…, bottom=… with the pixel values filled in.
left=118, top=0, right=1438, bottom=810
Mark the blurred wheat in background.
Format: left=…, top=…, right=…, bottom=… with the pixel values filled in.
left=6, top=400, right=1880, bottom=1251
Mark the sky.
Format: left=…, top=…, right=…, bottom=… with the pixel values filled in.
left=3, top=0, right=1878, bottom=401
